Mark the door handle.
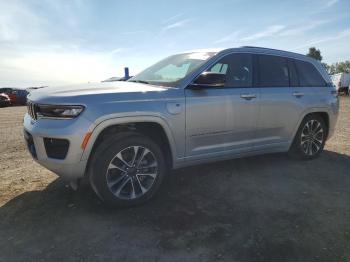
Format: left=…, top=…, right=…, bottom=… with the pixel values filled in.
left=292, top=92, right=304, bottom=98
left=240, top=94, right=257, bottom=100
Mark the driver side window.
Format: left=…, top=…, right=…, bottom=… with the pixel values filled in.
left=208, top=53, right=252, bottom=88
left=209, top=63, right=228, bottom=74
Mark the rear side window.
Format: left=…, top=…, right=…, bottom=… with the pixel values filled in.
left=294, top=60, right=326, bottom=87
left=257, top=55, right=289, bottom=87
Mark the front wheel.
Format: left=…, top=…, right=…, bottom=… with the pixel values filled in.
left=89, top=132, right=166, bottom=207
left=289, top=115, right=327, bottom=160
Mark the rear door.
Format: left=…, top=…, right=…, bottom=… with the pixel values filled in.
left=255, top=55, right=330, bottom=149
left=254, top=54, right=302, bottom=149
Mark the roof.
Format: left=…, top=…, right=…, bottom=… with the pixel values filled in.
left=182, top=46, right=308, bottom=61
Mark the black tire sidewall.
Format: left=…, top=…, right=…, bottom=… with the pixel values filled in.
left=89, top=133, right=166, bottom=207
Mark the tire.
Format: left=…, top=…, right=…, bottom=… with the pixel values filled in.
left=289, top=114, right=327, bottom=160
left=88, top=132, right=166, bottom=207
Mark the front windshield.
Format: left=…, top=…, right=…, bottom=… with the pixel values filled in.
left=128, top=52, right=216, bottom=87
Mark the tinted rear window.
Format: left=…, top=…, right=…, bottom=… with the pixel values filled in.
left=257, top=55, right=289, bottom=87
left=294, top=60, right=326, bottom=87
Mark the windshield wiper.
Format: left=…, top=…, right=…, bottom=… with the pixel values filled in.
left=128, top=80, right=150, bottom=85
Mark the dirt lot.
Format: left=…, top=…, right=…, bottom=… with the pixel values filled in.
left=0, top=98, right=350, bottom=262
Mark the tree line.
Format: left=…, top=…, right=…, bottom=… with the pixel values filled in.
left=306, top=47, right=350, bottom=75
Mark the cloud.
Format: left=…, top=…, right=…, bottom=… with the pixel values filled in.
left=110, top=48, right=124, bottom=55
left=308, top=0, right=340, bottom=15
left=162, top=13, right=185, bottom=24
left=279, top=20, right=331, bottom=37
left=0, top=50, right=119, bottom=86
left=161, top=18, right=194, bottom=33
left=239, top=20, right=328, bottom=43
left=0, top=1, right=129, bottom=86
left=0, top=23, right=18, bottom=42
left=292, top=27, right=350, bottom=50
left=0, top=1, right=46, bottom=44
left=241, top=25, right=285, bottom=41
left=322, top=0, right=339, bottom=9
left=213, top=31, right=241, bottom=44
left=120, top=30, right=148, bottom=35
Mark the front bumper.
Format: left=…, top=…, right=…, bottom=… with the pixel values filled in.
left=23, top=113, right=93, bottom=181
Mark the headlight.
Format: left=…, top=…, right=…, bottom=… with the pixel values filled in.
left=37, top=105, right=85, bottom=119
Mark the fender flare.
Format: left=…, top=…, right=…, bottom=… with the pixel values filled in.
left=81, top=115, right=179, bottom=166
left=290, top=107, right=331, bottom=146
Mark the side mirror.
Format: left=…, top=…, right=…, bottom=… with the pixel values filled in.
left=189, top=72, right=226, bottom=89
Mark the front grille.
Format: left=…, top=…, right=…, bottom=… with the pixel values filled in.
left=27, top=101, right=37, bottom=120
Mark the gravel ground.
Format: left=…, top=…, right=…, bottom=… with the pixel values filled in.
left=0, top=97, right=350, bottom=262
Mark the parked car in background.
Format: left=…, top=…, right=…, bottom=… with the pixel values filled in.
left=0, top=88, right=16, bottom=104
left=331, top=72, right=350, bottom=95
left=0, top=88, right=29, bottom=105
left=14, top=89, right=29, bottom=105
left=0, top=93, right=11, bottom=107
left=24, top=46, right=339, bottom=207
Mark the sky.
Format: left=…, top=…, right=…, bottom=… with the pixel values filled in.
left=0, top=0, right=350, bottom=87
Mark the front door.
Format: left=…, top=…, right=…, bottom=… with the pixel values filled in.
left=185, top=53, right=259, bottom=159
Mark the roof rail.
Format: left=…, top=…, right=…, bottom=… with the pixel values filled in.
left=240, top=46, right=284, bottom=52
left=240, top=46, right=260, bottom=48
left=239, top=46, right=304, bottom=56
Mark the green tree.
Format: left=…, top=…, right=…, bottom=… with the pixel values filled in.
left=307, top=47, right=323, bottom=61
left=322, top=63, right=330, bottom=73
left=327, top=61, right=350, bottom=74
left=328, top=64, right=336, bottom=74
left=335, top=61, right=350, bottom=73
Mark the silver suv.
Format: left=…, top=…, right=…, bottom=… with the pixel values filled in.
left=24, top=47, right=339, bottom=207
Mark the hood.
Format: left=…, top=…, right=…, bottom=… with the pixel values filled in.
left=29, top=81, right=168, bottom=97
left=27, top=81, right=177, bottom=104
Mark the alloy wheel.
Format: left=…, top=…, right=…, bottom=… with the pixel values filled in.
left=300, top=119, right=324, bottom=156
left=105, top=146, right=158, bottom=200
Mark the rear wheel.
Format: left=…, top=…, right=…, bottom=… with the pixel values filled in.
left=89, top=132, right=166, bottom=207
left=289, top=115, right=327, bottom=160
